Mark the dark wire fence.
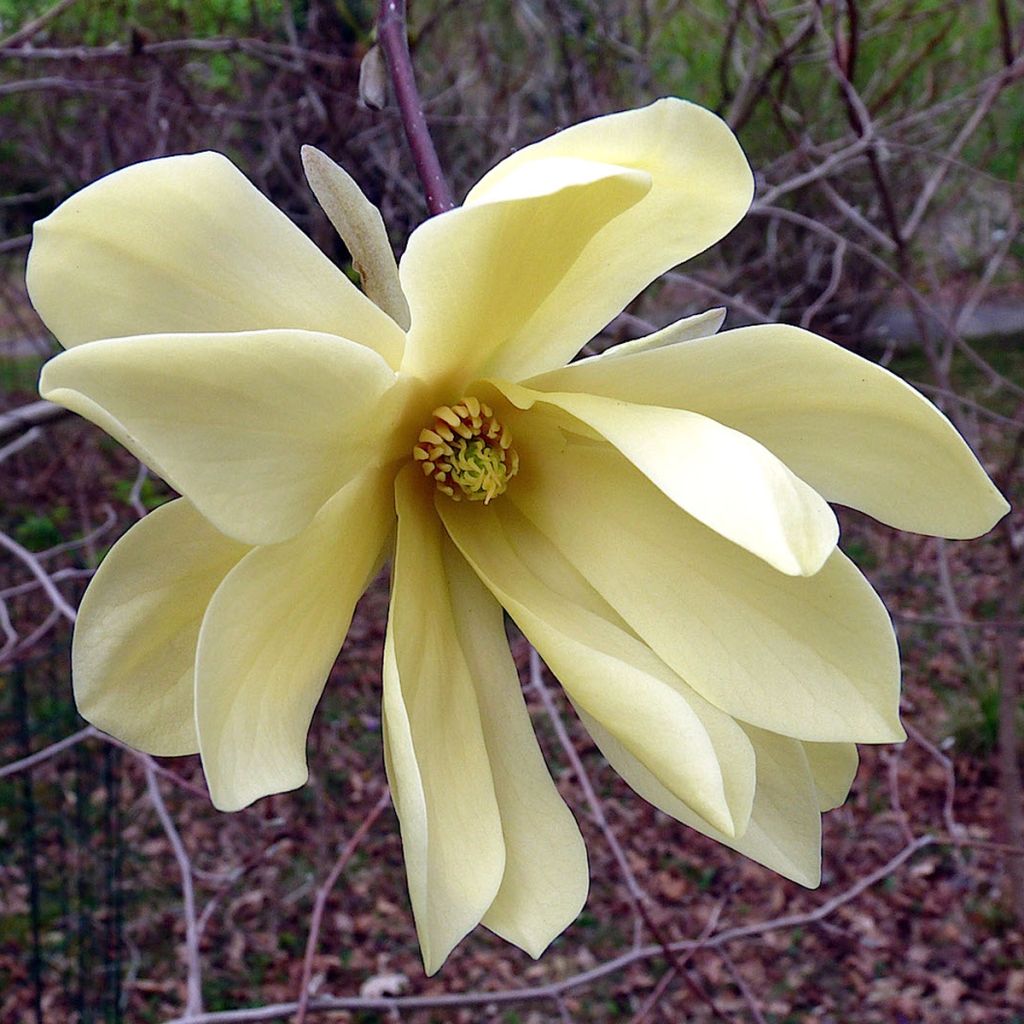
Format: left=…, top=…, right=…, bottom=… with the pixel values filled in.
left=1, top=649, right=124, bottom=1024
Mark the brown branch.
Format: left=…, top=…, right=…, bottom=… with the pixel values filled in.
left=158, top=837, right=939, bottom=1023
left=376, top=0, right=454, bottom=215
left=294, top=788, right=392, bottom=1024
left=0, top=725, right=94, bottom=778
left=997, top=537, right=1024, bottom=922
left=0, top=401, right=70, bottom=442
left=530, top=649, right=732, bottom=1024
left=145, top=759, right=203, bottom=1017
left=0, top=0, right=80, bottom=48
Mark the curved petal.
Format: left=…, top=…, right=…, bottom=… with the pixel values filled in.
left=585, top=715, right=822, bottom=886
left=384, top=467, right=505, bottom=974
left=803, top=741, right=859, bottom=811
left=442, top=539, right=588, bottom=957
left=302, top=146, right=411, bottom=331
left=27, top=152, right=405, bottom=366
left=40, top=330, right=397, bottom=546
left=461, top=98, right=752, bottom=380
left=597, top=308, right=726, bottom=360
left=399, top=159, right=651, bottom=391
left=440, top=497, right=755, bottom=838
left=511, top=432, right=904, bottom=744
left=195, top=470, right=392, bottom=812
left=501, top=384, right=837, bottom=576
left=73, top=499, right=248, bottom=757
left=527, top=323, right=1009, bottom=539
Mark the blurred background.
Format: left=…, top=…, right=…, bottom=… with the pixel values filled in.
left=1, top=1, right=1022, bottom=1021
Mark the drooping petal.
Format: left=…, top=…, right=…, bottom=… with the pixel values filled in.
left=383, top=467, right=505, bottom=974
left=40, top=330, right=397, bottom=546
left=442, top=538, right=588, bottom=956
left=457, top=98, right=752, bottom=380
left=301, top=146, right=411, bottom=330
left=73, top=499, right=248, bottom=757
left=27, top=152, right=404, bottom=366
left=803, top=741, right=859, bottom=811
left=584, top=715, right=822, bottom=886
left=195, top=470, right=392, bottom=812
left=500, top=384, right=837, bottom=576
left=399, top=159, right=651, bottom=392
left=440, top=497, right=756, bottom=838
left=511, top=433, right=903, bottom=743
left=527, top=323, right=1009, bottom=538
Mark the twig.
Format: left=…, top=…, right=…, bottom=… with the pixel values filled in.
left=0, top=527, right=78, bottom=623
left=159, top=837, right=938, bottom=1023
left=294, top=788, right=392, bottom=1024
left=145, top=759, right=203, bottom=1017
left=529, top=649, right=730, bottom=1024
left=628, top=901, right=725, bottom=1024
left=903, top=50, right=1024, bottom=241
left=996, top=544, right=1024, bottom=922
left=0, top=400, right=69, bottom=443
left=800, top=237, right=846, bottom=328
left=376, top=0, right=454, bottom=214
left=934, top=538, right=979, bottom=674
left=0, top=725, right=94, bottom=779
left=0, top=425, right=42, bottom=464
left=719, top=948, right=769, bottom=1024
left=0, top=0, right=80, bottom=48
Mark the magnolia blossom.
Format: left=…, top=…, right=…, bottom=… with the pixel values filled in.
left=29, top=99, right=1006, bottom=972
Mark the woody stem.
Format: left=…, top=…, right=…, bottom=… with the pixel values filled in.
left=376, top=0, right=455, bottom=216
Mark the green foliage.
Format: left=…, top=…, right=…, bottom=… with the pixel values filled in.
left=0, top=0, right=288, bottom=43
left=13, top=506, right=69, bottom=550
left=0, top=356, right=43, bottom=396
left=649, top=0, right=1020, bottom=178
left=952, top=682, right=1024, bottom=757
left=111, top=474, right=168, bottom=511
left=843, top=537, right=880, bottom=572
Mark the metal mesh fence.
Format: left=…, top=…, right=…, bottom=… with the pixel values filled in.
left=2, top=649, right=124, bottom=1024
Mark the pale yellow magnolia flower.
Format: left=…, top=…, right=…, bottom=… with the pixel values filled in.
left=29, top=99, right=1007, bottom=973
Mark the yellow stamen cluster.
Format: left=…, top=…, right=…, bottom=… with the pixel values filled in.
left=413, top=397, right=519, bottom=503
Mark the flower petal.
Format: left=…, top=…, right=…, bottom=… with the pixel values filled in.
left=803, top=741, right=859, bottom=811
left=442, top=538, right=588, bottom=957
left=501, top=385, right=838, bottom=576
left=384, top=467, right=505, bottom=974
left=40, top=330, right=397, bottom=546
left=597, top=308, right=726, bottom=360
left=73, top=499, right=248, bottom=756
left=584, top=715, right=822, bottom=886
left=195, top=470, right=392, bottom=812
left=399, top=159, right=651, bottom=391
left=301, top=146, right=411, bottom=331
left=460, top=98, right=752, bottom=380
left=27, top=152, right=404, bottom=366
left=527, top=323, right=1009, bottom=539
left=440, top=497, right=755, bottom=838
left=511, top=434, right=903, bottom=743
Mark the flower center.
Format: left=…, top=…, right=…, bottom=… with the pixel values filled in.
left=413, top=396, right=519, bottom=503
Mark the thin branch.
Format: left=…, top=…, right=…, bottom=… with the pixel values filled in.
left=145, top=759, right=203, bottom=1017
left=0, top=0, right=80, bottom=48
left=294, top=788, right=392, bottom=1024
left=0, top=528, right=78, bottom=623
left=376, top=0, right=454, bottom=214
left=530, top=649, right=730, bottom=1024
left=0, top=725, right=94, bottom=779
left=0, top=425, right=42, bottom=464
left=0, top=401, right=69, bottom=443
left=159, top=837, right=938, bottom=1024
